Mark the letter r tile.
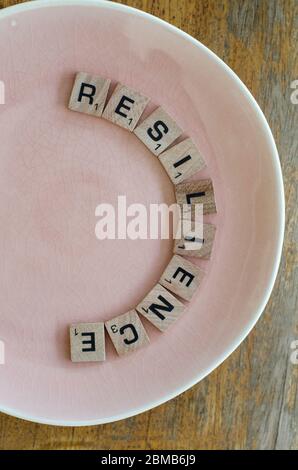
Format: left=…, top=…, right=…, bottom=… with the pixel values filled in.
left=102, top=83, right=150, bottom=131
left=159, top=255, right=204, bottom=301
left=105, top=310, right=150, bottom=356
left=68, top=72, right=111, bottom=117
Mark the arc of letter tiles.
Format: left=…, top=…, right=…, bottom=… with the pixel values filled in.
left=67, top=73, right=217, bottom=362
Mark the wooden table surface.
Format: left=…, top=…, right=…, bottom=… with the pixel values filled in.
left=0, top=0, right=297, bottom=450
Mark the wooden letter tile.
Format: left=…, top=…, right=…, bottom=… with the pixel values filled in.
left=159, top=138, right=205, bottom=184
left=159, top=255, right=204, bottom=301
left=136, top=283, right=185, bottom=332
left=174, top=223, right=216, bottom=259
left=175, top=179, right=217, bottom=215
left=70, top=322, right=105, bottom=362
left=102, top=83, right=150, bottom=131
left=134, top=107, right=183, bottom=156
left=105, top=310, right=149, bottom=356
left=68, top=72, right=111, bottom=117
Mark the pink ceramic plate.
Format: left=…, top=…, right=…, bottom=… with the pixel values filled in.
left=0, top=0, right=284, bottom=426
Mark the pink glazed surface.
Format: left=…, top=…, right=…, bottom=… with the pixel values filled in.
left=0, top=1, right=283, bottom=425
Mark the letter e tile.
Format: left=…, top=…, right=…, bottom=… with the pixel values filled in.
left=105, top=310, right=150, bottom=356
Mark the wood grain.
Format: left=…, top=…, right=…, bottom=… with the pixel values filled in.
left=0, top=0, right=297, bottom=450
left=68, top=72, right=111, bottom=117
left=105, top=310, right=150, bottom=356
